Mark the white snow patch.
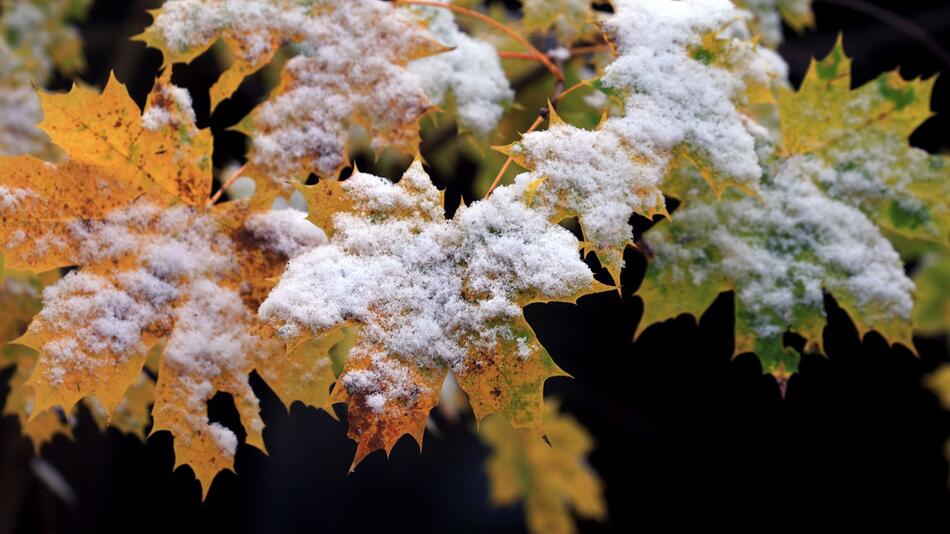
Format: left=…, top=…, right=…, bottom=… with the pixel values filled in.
left=406, top=1, right=513, bottom=136
left=259, top=162, right=594, bottom=411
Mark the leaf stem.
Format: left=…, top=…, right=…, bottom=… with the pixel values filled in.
left=395, top=0, right=564, bottom=81
left=486, top=115, right=544, bottom=196
left=553, top=80, right=587, bottom=102
left=206, top=163, right=248, bottom=207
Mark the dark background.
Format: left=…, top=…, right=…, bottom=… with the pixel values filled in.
left=2, top=0, right=950, bottom=532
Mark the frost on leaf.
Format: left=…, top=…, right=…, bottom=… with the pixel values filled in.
left=140, top=0, right=445, bottom=198
left=521, top=0, right=596, bottom=43
left=481, top=400, right=606, bottom=534
left=259, top=161, right=608, bottom=466
left=404, top=1, right=514, bottom=137
left=638, top=157, right=915, bottom=385
left=780, top=40, right=949, bottom=246
left=498, top=0, right=778, bottom=284
left=0, top=74, right=330, bottom=496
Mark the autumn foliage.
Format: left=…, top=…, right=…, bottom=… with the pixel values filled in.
left=1, top=0, right=948, bottom=532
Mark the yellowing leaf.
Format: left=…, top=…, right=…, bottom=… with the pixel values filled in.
left=481, top=400, right=606, bottom=534
left=141, top=0, right=445, bottom=201
left=779, top=39, right=949, bottom=245
left=259, top=329, right=344, bottom=413
left=260, top=162, right=607, bottom=466
left=2, top=344, right=72, bottom=453
left=39, top=72, right=213, bottom=207
left=638, top=158, right=916, bottom=385
left=498, top=0, right=778, bottom=285
left=0, top=74, right=330, bottom=496
left=637, top=37, right=945, bottom=389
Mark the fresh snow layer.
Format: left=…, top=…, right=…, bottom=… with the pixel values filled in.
left=514, top=0, right=777, bottom=256
left=29, top=200, right=323, bottom=455
left=260, top=162, right=593, bottom=413
left=149, top=0, right=439, bottom=180
left=650, top=156, right=914, bottom=340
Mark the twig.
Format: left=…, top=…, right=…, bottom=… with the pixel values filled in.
left=553, top=80, right=588, bottom=102
left=486, top=53, right=568, bottom=197
left=206, top=163, right=247, bottom=207
left=395, top=0, right=564, bottom=80
left=498, top=51, right=542, bottom=61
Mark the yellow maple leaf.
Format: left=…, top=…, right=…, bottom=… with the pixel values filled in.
left=0, top=73, right=332, bottom=496
left=260, top=161, right=610, bottom=467
left=139, top=0, right=446, bottom=202
left=481, top=400, right=606, bottom=534
left=779, top=38, right=949, bottom=246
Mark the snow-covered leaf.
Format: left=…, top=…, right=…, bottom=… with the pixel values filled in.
left=260, top=162, right=609, bottom=466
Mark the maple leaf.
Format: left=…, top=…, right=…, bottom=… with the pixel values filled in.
left=0, top=73, right=331, bottom=496
left=497, top=0, right=778, bottom=284
left=403, top=1, right=514, bottom=137
left=481, top=400, right=606, bottom=534
left=638, top=156, right=916, bottom=388
left=139, top=0, right=445, bottom=200
left=260, top=161, right=609, bottom=466
left=779, top=39, right=950, bottom=246
left=634, top=38, right=948, bottom=390
left=521, top=0, right=596, bottom=43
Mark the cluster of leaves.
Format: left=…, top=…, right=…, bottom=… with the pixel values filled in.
left=1, top=0, right=948, bottom=532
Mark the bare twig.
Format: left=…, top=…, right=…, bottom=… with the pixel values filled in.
left=206, top=163, right=248, bottom=207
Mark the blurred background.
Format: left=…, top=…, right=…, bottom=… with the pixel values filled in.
left=1, top=0, right=949, bottom=532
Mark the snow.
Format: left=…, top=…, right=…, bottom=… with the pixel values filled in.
left=259, top=162, right=594, bottom=412
left=514, top=122, right=666, bottom=252
left=142, top=84, right=196, bottom=131
left=20, top=195, right=305, bottom=458
left=601, top=0, right=764, bottom=187
left=162, top=280, right=259, bottom=377
left=150, top=0, right=439, bottom=181
left=406, top=1, right=513, bottom=136
left=208, top=422, right=238, bottom=456
left=245, top=208, right=327, bottom=259
left=547, top=47, right=571, bottom=62
left=0, top=185, right=35, bottom=211
left=650, top=156, right=914, bottom=339
left=513, top=0, right=776, bottom=259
